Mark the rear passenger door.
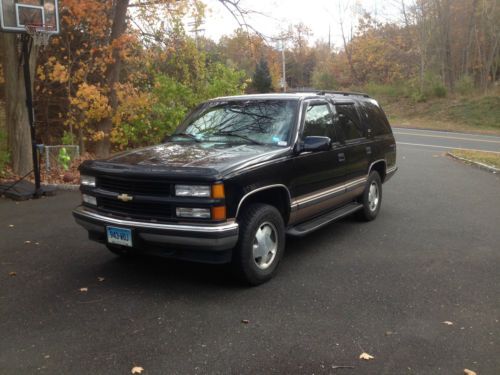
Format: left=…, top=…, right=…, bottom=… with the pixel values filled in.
left=332, top=102, right=370, bottom=183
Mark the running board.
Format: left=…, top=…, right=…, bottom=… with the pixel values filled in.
left=286, top=202, right=363, bottom=237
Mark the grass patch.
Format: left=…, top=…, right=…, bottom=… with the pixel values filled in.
left=383, top=94, right=500, bottom=135
left=450, top=149, right=500, bottom=169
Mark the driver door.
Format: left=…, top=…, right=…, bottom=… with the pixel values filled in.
left=290, top=100, right=348, bottom=224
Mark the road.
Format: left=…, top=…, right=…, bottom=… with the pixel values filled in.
left=1, top=128, right=499, bottom=374
left=393, top=127, right=500, bottom=153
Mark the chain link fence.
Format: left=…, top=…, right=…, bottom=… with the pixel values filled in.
left=42, top=145, right=80, bottom=172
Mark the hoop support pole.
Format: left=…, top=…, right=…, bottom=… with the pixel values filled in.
left=21, top=34, right=42, bottom=198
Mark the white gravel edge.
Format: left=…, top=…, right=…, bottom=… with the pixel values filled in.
left=43, top=184, right=80, bottom=191
left=447, top=152, right=499, bottom=174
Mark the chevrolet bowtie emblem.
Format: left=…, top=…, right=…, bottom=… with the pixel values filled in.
left=117, top=193, right=133, bottom=202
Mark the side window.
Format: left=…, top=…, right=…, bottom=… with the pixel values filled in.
left=303, top=103, right=336, bottom=141
left=360, top=102, right=391, bottom=136
left=334, top=104, right=364, bottom=141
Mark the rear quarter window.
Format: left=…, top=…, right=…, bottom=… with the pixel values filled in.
left=359, top=101, right=392, bottom=136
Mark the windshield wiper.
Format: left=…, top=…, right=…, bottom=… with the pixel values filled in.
left=210, top=131, right=264, bottom=145
left=171, top=133, right=201, bottom=142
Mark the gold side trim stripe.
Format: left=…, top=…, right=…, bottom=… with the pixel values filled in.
left=292, top=176, right=367, bottom=207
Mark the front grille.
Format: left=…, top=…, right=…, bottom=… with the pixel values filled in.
left=97, top=197, right=172, bottom=221
left=97, top=175, right=171, bottom=196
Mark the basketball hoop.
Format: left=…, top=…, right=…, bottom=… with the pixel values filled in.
left=25, top=24, right=55, bottom=47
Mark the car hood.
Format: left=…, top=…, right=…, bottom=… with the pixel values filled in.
left=82, top=142, right=290, bottom=180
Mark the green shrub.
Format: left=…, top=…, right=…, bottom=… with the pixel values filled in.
left=61, top=130, right=76, bottom=145
left=456, top=75, right=474, bottom=96
left=432, top=83, right=447, bottom=98
left=411, top=91, right=427, bottom=103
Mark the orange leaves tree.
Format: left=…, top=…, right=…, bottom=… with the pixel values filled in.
left=36, top=0, right=131, bottom=155
left=35, top=0, right=247, bottom=156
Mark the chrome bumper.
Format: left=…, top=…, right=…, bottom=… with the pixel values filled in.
left=72, top=206, right=239, bottom=254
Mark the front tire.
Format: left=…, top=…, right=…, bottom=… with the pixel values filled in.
left=232, top=203, right=285, bottom=286
left=357, top=171, right=382, bottom=221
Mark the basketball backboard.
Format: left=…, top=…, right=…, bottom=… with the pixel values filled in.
left=0, top=0, right=59, bottom=34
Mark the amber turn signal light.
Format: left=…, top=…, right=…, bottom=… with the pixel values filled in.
left=211, top=183, right=225, bottom=199
left=211, top=206, right=226, bottom=221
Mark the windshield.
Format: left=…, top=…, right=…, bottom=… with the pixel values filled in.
left=173, top=100, right=298, bottom=146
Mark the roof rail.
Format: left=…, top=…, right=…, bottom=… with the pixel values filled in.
left=317, top=90, right=370, bottom=98
left=288, top=89, right=370, bottom=98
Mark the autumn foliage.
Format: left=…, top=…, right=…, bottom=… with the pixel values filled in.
left=1, top=0, right=498, bottom=161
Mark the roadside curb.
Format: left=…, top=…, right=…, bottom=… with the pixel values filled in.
left=447, top=152, right=499, bottom=174
left=44, top=183, right=80, bottom=191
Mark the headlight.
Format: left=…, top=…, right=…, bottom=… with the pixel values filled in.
left=176, top=207, right=211, bottom=219
left=175, top=185, right=211, bottom=197
left=81, top=175, right=96, bottom=187
left=82, top=194, right=97, bottom=206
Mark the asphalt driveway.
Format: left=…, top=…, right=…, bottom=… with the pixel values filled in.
left=1, top=137, right=499, bottom=374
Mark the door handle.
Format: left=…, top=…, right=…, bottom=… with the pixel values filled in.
left=366, top=146, right=372, bottom=155
left=338, top=152, right=346, bottom=162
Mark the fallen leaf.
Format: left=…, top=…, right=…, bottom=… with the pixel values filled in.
left=442, top=321, right=454, bottom=325
left=24, top=240, right=31, bottom=244
left=79, top=287, right=88, bottom=292
left=131, top=366, right=144, bottom=374
left=44, top=355, right=50, bottom=359
left=97, top=277, right=105, bottom=282
left=464, top=369, right=477, bottom=375
left=8, top=224, right=14, bottom=228
left=9, top=272, right=16, bottom=277
left=241, top=319, right=250, bottom=324
left=359, top=352, right=374, bottom=360
left=35, top=242, right=40, bottom=245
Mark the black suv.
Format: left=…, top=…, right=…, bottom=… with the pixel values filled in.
left=73, top=91, right=397, bottom=285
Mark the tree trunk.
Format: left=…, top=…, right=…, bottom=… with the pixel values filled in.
left=1, top=33, right=39, bottom=176
left=95, top=0, right=129, bottom=158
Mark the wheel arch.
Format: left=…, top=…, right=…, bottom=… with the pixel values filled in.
left=235, top=185, right=291, bottom=224
left=368, top=159, right=387, bottom=182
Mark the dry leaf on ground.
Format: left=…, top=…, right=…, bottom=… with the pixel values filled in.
left=241, top=319, right=250, bottom=324
left=131, top=366, right=144, bottom=374
left=79, top=287, right=88, bottom=292
left=442, top=321, right=454, bottom=325
left=9, top=271, right=16, bottom=277
left=8, top=224, right=14, bottom=228
left=464, top=369, right=477, bottom=375
left=359, top=352, right=374, bottom=360
left=24, top=240, right=31, bottom=244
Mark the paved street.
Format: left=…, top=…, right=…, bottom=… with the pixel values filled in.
left=393, top=127, right=500, bottom=153
left=1, top=128, right=499, bottom=374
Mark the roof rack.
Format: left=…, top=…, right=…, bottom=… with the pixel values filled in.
left=288, top=89, right=370, bottom=98
left=316, top=90, right=370, bottom=98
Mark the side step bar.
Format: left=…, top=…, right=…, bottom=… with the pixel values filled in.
left=286, top=202, right=363, bottom=237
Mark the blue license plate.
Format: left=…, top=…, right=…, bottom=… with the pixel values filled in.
left=106, top=226, right=132, bottom=247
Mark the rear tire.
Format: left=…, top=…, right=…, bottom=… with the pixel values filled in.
left=356, top=171, right=382, bottom=221
left=232, top=203, right=285, bottom=286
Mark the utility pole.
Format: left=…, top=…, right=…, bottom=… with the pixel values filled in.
left=328, top=24, right=331, bottom=51
left=188, top=17, right=205, bottom=49
left=281, top=39, right=287, bottom=92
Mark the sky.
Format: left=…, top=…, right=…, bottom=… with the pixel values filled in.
left=199, top=0, right=402, bottom=47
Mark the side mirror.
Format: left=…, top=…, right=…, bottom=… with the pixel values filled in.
left=301, top=136, right=331, bottom=152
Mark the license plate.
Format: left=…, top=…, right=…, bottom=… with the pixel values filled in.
left=106, top=226, right=132, bottom=247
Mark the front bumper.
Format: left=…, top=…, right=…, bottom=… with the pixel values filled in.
left=72, top=206, right=239, bottom=263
